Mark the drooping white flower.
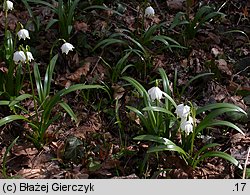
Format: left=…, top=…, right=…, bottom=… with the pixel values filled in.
left=144, top=6, right=155, bottom=17
left=61, top=42, right=74, bottom=55
left=17, top=29, right=30, bottom=40
left=175, top=103, right=191, bottom=119
left=13, top=51, right=26, bottom=63
left=26, top=51, right=34, bottom=62
left=180, top=116, right=194, bottom=135
left=148, top=86, right=167, bottom=101
left=3, top=0, right=13, bottom=11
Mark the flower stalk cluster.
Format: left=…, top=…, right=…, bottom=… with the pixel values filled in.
left=175, top=104, right=194, bottom=135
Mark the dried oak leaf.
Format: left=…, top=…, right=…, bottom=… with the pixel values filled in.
left=66, top=62, right=90, bottom=82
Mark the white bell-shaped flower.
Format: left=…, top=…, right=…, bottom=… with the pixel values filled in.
left=180, top=116, right=194, bottom=135
left=61, top=42, right=74, bottom=55
left=17, top=29, right=30, bottom=40
left=175, top=103, right=191, bottom=119
left=26, top=51, right=34, bottom=62
left=3, top=0, right=13, bottom=11
left=13, top=51, right=26, bottom=63
left=145, top=6, right=155, bottom=17
left=148, top=86, right=167, bottom=101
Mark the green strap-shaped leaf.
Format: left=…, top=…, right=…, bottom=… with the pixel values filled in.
left=0, top=115, right=28, bottom=127
left=169, top=12, right=188, bottom=30
left=34, top=63, right=44, bottom=103
left=148, top=145, right=187, bottom=157
left=194, top=151, right=242, bottom=169
left=159, top=68, right=171, bottom=96
left=45, top=19, right=59, bottom=31
left=44, top=54, right=58, bottom=99
left=134, top=135, right=187, bottom=156
left=84, top=5, right=123, bottom=16
left=0, top=100, right=10, bottom=106
left=200, top=108, right=245, bottom=125
left=122, top=76, right=150, bottom=103
left=59, top=102, right=77, bottom=122
left=9, top=94, right=32, bottom=107
left=42, top=84, right=105, bottom=123
left=126, top=106, right=152, bottom=132
left=192, top=143, right=220, bottom=165
left=194, top=6, right=213, bottom=23
left=143, top=24, right=160, bottom=41
left=134, top=134, right=175, bottom=145
left=67, top=0, right=80, bottom=26
left=26, top=0, right=56, bottom=12
left=2, top=136, right=19, bottom=178
left=195, top=120, right=245, bottom=136
left=181, top=72, right=214, bottom=96
left=196, top=103, right=247, bottom=115
left=143, top=106, right=175, bottom=117
left=93, top=38, right=127, bottom=51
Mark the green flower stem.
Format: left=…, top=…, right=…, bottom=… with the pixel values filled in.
left=147, top=103, right=156, bottom=134
left=189, top=104, right=196, bottom=156
left=156, top=100, right=160, bottom=134
left=49, top=38, right=65, bottom=59
left=4, top=3, right=8, bottom=34
left=27, top=62, right=39, bottom=123
left=190, top=127, right=195, bottom=155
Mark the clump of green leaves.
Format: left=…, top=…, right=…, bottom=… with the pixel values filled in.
left=94, top=24, right=184, bottom=82
left=0, top=53, right=106, bottom=149
left=170, top=5, right=225, bottom=43
left=24, top=0, right=80, bottom=40
left=122, top=68, right=177, bottom=138
left=124, top=68, right=246, bottom=171
left=0, top=5, right=29, bottom=98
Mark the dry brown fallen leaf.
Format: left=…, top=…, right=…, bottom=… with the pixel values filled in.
left=112, top=84, right=125, bottom=100
left=167, top=0, right=186, bottom=10
left=228, top=81, right=250, bottom=92
left=66, top=62, right=90, bottom=82
left=216, top=59, right=232, bottom=76
left=12, top=145, right=38, bottom=156
left=123, top=15, right=136, bottom=32
left=18, top=169, right=44, bottom=179
left=74, top=21, right=89, bottom=33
